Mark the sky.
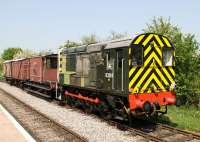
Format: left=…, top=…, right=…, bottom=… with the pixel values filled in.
left=0, top=0, right=199, bottom=54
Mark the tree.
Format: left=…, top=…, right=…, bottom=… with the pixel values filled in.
left=60, top=40, right=80, bottom=49
left=144, top=17, right=200, bottom=106
left=13, top=49, right=36, bottom=59
left=108, top=31, right=128, bottom=40
left=81, top=34, right=98, bottom=45
left=0, top=58, right=3, bottom=77
left=1, top=47, right=22, bottom=60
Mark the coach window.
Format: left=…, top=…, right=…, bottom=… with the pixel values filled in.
left=46, top=58, right=57, bottom=69
left=132, top=45, right=143, bottom=66
left=66, top=54, right=76, bottom=71
left=163, top=48, right=174, bottom=66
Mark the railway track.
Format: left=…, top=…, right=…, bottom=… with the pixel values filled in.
left=0, top=83, right=199, bottom=142
left=107, top=118, right=200, bottom=142
left=61, top=100, right=200, bottom=142
left=53, top=97, right=200, bottom=142
left=0, top=89, right=88, bottom=142
left=120, top=122, right=200, bottom=142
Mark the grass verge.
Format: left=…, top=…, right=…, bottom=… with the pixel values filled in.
left=158, top=105, right=200, bottom=132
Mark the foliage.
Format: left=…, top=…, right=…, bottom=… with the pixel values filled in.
left=1, top=47, right=22, bottom=60
left=60, top=40, right=80, bottom=49
left=144, top=17, right=200, bottom=106
left=13, top=49, right=37, bottom=59
left=38, top=50, right=54, bottom=56
left=81, top=34, right=98, bottom=45
left=158, top=106, right=200, bottom=132
left=0, top=58, right=3, bottom=79
left=107, top=31, right=128, bottom=40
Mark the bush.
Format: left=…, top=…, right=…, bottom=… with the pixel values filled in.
left=144, top=17, right=200, bottom=106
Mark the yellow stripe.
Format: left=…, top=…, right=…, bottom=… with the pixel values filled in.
left=154, top=35, right=164, bottom=47
left=153, top=41, right=162, bottom=57
left=153, top=52, right=162, bottom=66
left=144, top=45, right=151, bottom=57
left=163, top=68, right=174, bottom=83
left=142, top=34, right=153, bottom=46
left=168, top=66, right=175, bottom=77
left=144, top=53, right=154, bottom=66
left=129, top=67, right=136, bottom=77
left=132, top=68, right=152, bottom=92
left=129, top=48, right=131, bottom=55
left=162, top=37, right=172, bottom=47
left=155, top=68, right=169, bottom=85
left=141, top=73, right=154, bottom=91
left=129, top=67, right=144, bottom=89
left=144, top=52, right=162, bottom=67
left=134, top=35, right=145, bottom=44
left=141, top=74, right=165, bottom=92
left=153, top=74, right=165, bottom=90
left=129, top=59, right=131, bottom=66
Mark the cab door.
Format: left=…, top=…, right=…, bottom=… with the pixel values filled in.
left=116, top=49, right=124, bottom=91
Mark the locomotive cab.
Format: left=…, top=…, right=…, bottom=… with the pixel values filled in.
left=128, top=34, right=176, bottom=116
left=103, top=42, right=129, bottom=93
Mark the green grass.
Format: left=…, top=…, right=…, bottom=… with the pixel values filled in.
left=158, top=106, right=200, bottom=132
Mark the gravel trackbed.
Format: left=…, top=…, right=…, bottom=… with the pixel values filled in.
left=0, top=82, right=141, bottom=142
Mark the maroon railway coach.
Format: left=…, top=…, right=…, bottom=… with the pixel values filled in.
left=3, top=54, right=58, bottom=98
left=11, top=58, right=30, bottom=84
left=24, top=54, right=58, bottom=98
left=3, top=60, right=12, bottom=82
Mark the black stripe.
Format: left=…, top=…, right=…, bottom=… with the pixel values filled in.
left=153, top=61, right=172, bottom=85
left=144, top=47, right=153, bottom=60
left=129, top=67, right=140, bottom=81
left=159, top=35, right=167, bottom=47
left=139, top=68, right=154, bottom=90
left=129, top=61, right=152, bottom=88
left=165, top=67, right=175, bottom=79
left=153, top=38, right=163, bottom=49
left=153, top=68, right=166, bottom=87
left=153, top=47, right=162, bottom=60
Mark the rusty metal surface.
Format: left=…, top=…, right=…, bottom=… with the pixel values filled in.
left=12, top=59, right=30, bottom=80
left=3, top=62, right=12, bottom=78
left=29, top=56, right=57, bottom=84
left=30, top=57, right=43, bottom=83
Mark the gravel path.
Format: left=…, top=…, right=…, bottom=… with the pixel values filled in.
left=0, top=82, right=141, bottom=142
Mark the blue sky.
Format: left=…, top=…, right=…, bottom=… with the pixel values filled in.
left=0, top=0, right=199, bottom=54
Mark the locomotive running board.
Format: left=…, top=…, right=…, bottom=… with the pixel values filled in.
left=24, top=88, right=52, bottom=99
left=24, top=83, right=51, bottom=91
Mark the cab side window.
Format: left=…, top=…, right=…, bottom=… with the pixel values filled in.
left=46, top=58, right=57, bottom=69
left=163, top=48, right=174, bottom=66
left=132, top=45, right=143, bottom=66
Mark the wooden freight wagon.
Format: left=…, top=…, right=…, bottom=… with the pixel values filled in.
left=3, top=60, right=12, bottom=82
left=24, top=54, right=58, bottom=98
left=11, top=58, right=30, bottom=84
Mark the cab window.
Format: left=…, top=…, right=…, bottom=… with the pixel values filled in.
left=163, top=48, right=174, bottom=66
left=46, top=58, right=57, bottom=69
left=66, top=54, right=76, bottom=71
left=132, top=45, right=143, bottom=66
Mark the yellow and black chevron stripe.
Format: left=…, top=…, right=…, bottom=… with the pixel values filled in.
left=129, top=33, right=175, bottom=94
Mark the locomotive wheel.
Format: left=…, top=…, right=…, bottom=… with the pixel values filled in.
left=98, top=102, right=112, bottom=120
left=66, top=96, right=72, bottom=106
left=83, top=103, right=93, bottom=114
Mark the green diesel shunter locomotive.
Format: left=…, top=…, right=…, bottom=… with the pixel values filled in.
left=58, top=33, right=176, bottom=120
